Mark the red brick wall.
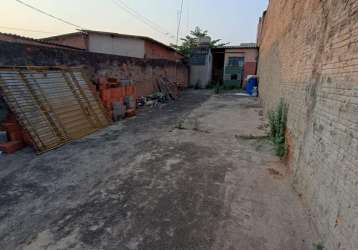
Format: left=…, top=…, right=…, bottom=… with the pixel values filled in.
left=0, top=34, right=74, bottom=49
left=97, top=61, right=188, bottom=97
left=258, top=0, right=358, bottom=248
left=43, top=33, right=88, bottom=50
left=243, top=62, right=257, bottom=80
left=144, top=41, right=183, bottom=61
left=0, top=41, right=189, bottom=98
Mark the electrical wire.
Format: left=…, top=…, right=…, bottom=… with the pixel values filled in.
left=115, top=0, right=169, bottom=33
left=112, top=0, right=176, bottom=40
left=14, top=0, right=177, bottom=42
left=14, top=0, right=83, bottom=29
left=176, top=0, right=184, bottom=45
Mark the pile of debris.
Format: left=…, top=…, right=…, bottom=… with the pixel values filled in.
left=137, top=78, right=181, bottom=107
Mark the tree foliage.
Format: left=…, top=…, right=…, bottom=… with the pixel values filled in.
left=170, top=27, right=228, bottom=57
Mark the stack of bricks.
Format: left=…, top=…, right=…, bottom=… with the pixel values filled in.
left=98, top=77, right=137, bottom=120
left=0, top=114, right=27, bottom=154
left=99, top=77, right=125, bottom=111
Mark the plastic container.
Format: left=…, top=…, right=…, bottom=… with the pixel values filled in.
left=246, top=76, right=258, bottom=96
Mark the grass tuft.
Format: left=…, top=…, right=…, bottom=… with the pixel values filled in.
left=313, top=242, right=324, bottom=250
left=268, top=98, right=288, bottom=158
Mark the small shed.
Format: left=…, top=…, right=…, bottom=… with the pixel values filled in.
left=212, top=44, right=258, bottom=88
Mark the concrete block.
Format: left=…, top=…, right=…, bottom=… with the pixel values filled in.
left=113, top=102, right=126, bottom=121
left=124, top=96, right=136, bottom=109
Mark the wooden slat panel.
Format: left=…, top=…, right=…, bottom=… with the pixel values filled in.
left=0, top=67, right=111, bottom=153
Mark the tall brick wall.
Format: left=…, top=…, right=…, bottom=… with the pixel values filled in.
left=144, top=40, right=184, bottom=61
left=0, top=41, right=188, bottom=97
left=258, top=0, right=358, bottom=249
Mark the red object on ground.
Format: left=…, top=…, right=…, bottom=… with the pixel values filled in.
left=111, top=87, right=125, bottom=100
left=2, top=121, right=25, bottom=142
left=1, top=113, right=32, bottom=153
left=3, top=122, right=21, bottom=132
left=5, top=114, right=17, bottom=123
left=125, top=85, right=136, bottom=97
left=0, top=141, right=25, bottom=154
left=98, top=76, right=108, bottom=86
left=8, top=130, right=23, bottom=141
left=107, top=77, right=118, bottom=83
left=176, top=82, right=185, bottom=91
left=22, top=131, right=33, bottom=145
left=126, top=108, right=136, bottom=118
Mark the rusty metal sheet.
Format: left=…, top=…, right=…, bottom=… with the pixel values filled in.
left=0, top=67, right=111, bottom=153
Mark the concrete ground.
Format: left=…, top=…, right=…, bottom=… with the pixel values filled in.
left=0, top=90, right=318, bottom=250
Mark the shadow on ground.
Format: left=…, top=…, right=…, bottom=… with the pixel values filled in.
left=0, top=90, right=318, bottom=250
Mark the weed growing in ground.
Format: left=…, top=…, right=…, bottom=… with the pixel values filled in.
left=268, top=98, right=288, bottom=158
left=176, top=119, right=185, bottom=130
left=205, top=81, right=221, bottom=94
left=206, top=81, right=217, bottom=89
left=313, top=242, right=324, bottom=250
left=215, top=83, right=221, bottom=94
left=211, top=84, right=244, bottom=94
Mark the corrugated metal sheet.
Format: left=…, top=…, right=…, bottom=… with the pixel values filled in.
left=0, top=67, right=111, bottom=153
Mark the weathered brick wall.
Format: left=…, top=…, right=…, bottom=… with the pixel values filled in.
left=144, top=40, right=184, bottom=61
left=43, top=33, right=88, bottom=50
left=244, top=62, right=257, bottom=80
left=0, top=41, right=189, bottom=97
left=0, top=33, right=81, bottom=50
left=258, top=0, right=358, bottom=249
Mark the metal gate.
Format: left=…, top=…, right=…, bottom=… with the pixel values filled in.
left=0, top=67, right=111, bottom=153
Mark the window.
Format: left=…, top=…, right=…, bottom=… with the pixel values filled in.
left=228, top=57, right=244, bottom=67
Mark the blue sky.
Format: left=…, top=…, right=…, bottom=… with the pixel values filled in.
left=0, top=0, right=268, bottom=45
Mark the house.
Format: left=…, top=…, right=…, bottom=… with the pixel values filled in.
left=0, top=32, right=82, bottom=50
left=41, top=30, right=184, bottom=61
left=212, top=44, right=258, bottom=87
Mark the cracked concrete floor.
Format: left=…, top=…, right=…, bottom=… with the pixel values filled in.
left=0, top=90, right=318, bottom=250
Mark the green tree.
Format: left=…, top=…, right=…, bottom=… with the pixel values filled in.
left=171, top=26, right=228, bottom=57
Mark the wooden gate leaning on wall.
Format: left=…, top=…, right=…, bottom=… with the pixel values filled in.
left=0, top=66, right=111, bottom=153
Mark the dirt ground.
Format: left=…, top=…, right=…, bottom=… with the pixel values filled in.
left=0, top=90, right=318, bottom=250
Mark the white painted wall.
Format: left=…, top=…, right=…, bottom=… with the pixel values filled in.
left=190, top=51, right=212, bottom=88
left=88, top=33, right=145, bottom=58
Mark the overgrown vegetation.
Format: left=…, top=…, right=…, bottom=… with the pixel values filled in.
left=215, top=83, right=221, bottom=94
left=313, top=242, right=324, bottom=250
left=170, top=27, right=228, bottom=57
left=176, top=119, right=185, bottom=130
left=221, top=84, right=242, bottom=90
left=207, top=81, right=244, bottom=94
left=268, top=98, right=288, bottom=158
left=206, top=81, right=217, bottom=89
